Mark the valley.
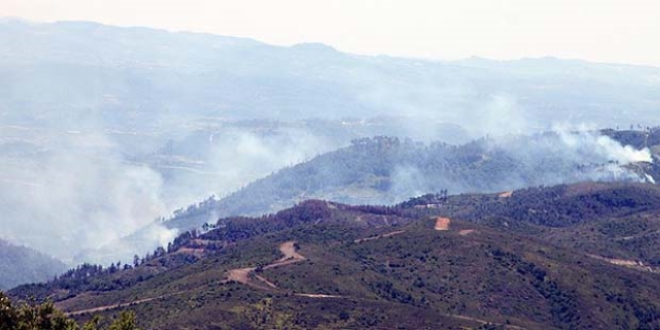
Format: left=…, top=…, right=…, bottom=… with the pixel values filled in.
left=2, top=15, right=660, bottom=330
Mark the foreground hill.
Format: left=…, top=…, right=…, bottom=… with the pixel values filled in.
left=426, top=182, right=660, bottom=268
left=12, top=182, right=660, bottom=329
left=0, top=239, right=67, bottom=290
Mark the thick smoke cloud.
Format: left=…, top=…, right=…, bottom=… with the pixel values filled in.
left=162, top=129, right=331, bottom=208
left=387, top=126, right=654, bottom=201
left=2, top=97, right=654, bottom=266
left=557, top=129, right=652, bottom=164
left=0, top=132, right=175, bottom=264
left=0, top=126, right=332, bottom=265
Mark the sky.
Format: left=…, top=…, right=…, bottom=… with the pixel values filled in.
left=2, top=0, right=660, bottom=67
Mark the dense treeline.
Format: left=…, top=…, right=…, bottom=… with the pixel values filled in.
left=165, top=129, right=660, bottom=235
left=201, top=199, right=410, bottom=242
left=457, top=183, right=660, bottom=227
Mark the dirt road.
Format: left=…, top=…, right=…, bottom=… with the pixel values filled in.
left=354, top=230, right=406, bottom=243
left=264, top=241, right=306, bottom=270
left=64, top=291, right=183, bottom=316
left=223, top=241, right=306, bottom=290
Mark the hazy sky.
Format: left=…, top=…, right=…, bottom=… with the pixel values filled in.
left=2, top=0, right=660, bottom=67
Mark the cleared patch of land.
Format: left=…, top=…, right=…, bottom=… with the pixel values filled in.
left=435, top=217, right=451, bottom=231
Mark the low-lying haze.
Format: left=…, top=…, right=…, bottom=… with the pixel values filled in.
left=1, top=20, right=659, bottom=266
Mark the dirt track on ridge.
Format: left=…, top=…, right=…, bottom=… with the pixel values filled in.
left=223, top=241, right=306, bottom=290
left=65, top=239, right=525, bottom=328
left=354, top=230, right=407, bottom=243
left=63, top=291, right=184, bottom=316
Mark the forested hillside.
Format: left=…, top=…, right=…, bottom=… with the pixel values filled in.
left=11, top=182, right=660, bottom=329
left=163, top=129, right=660, bottom=233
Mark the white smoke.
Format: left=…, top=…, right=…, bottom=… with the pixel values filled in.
left=468, top=94, right=529, bottom=138
left=0, top=132, right=178, bottom=264
left=389, top=166, right=430, bottom=202
left=555, top=125, right=652, bottom=165
left=160, top=128, right=333, bottom=208
left=387, top=122, right=654, bottom=200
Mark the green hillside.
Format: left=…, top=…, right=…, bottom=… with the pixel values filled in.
left=10, top=182, right=660, bottom=329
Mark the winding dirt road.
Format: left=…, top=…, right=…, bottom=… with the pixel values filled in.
left=223, top=241, right=306, bottom=290
left=265, top=241, right=306, bottom=270
left=64, top=239, right=524, bottom=328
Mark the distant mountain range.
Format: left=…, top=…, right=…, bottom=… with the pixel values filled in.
left=3, top=19, right=660, bottom=129
left=11, top=182, right=660, bottom=329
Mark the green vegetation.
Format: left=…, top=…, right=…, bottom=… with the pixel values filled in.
left=10, top=182, right=660, bottom=329
left=0, top=292, right=139, bottom=330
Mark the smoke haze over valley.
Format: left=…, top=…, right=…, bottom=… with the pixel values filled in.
left=1, top=18, right=660, bottom=274
left=4, top=3, right=660, bottom=328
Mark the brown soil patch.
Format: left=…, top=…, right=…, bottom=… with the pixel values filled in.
left=174, top=247, right=205, bottom=256
left=435, top=217, right=451, bottom=231
left=226, top=267, right=255, bottom=284
left=221, top=241, right=349, bottom=299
